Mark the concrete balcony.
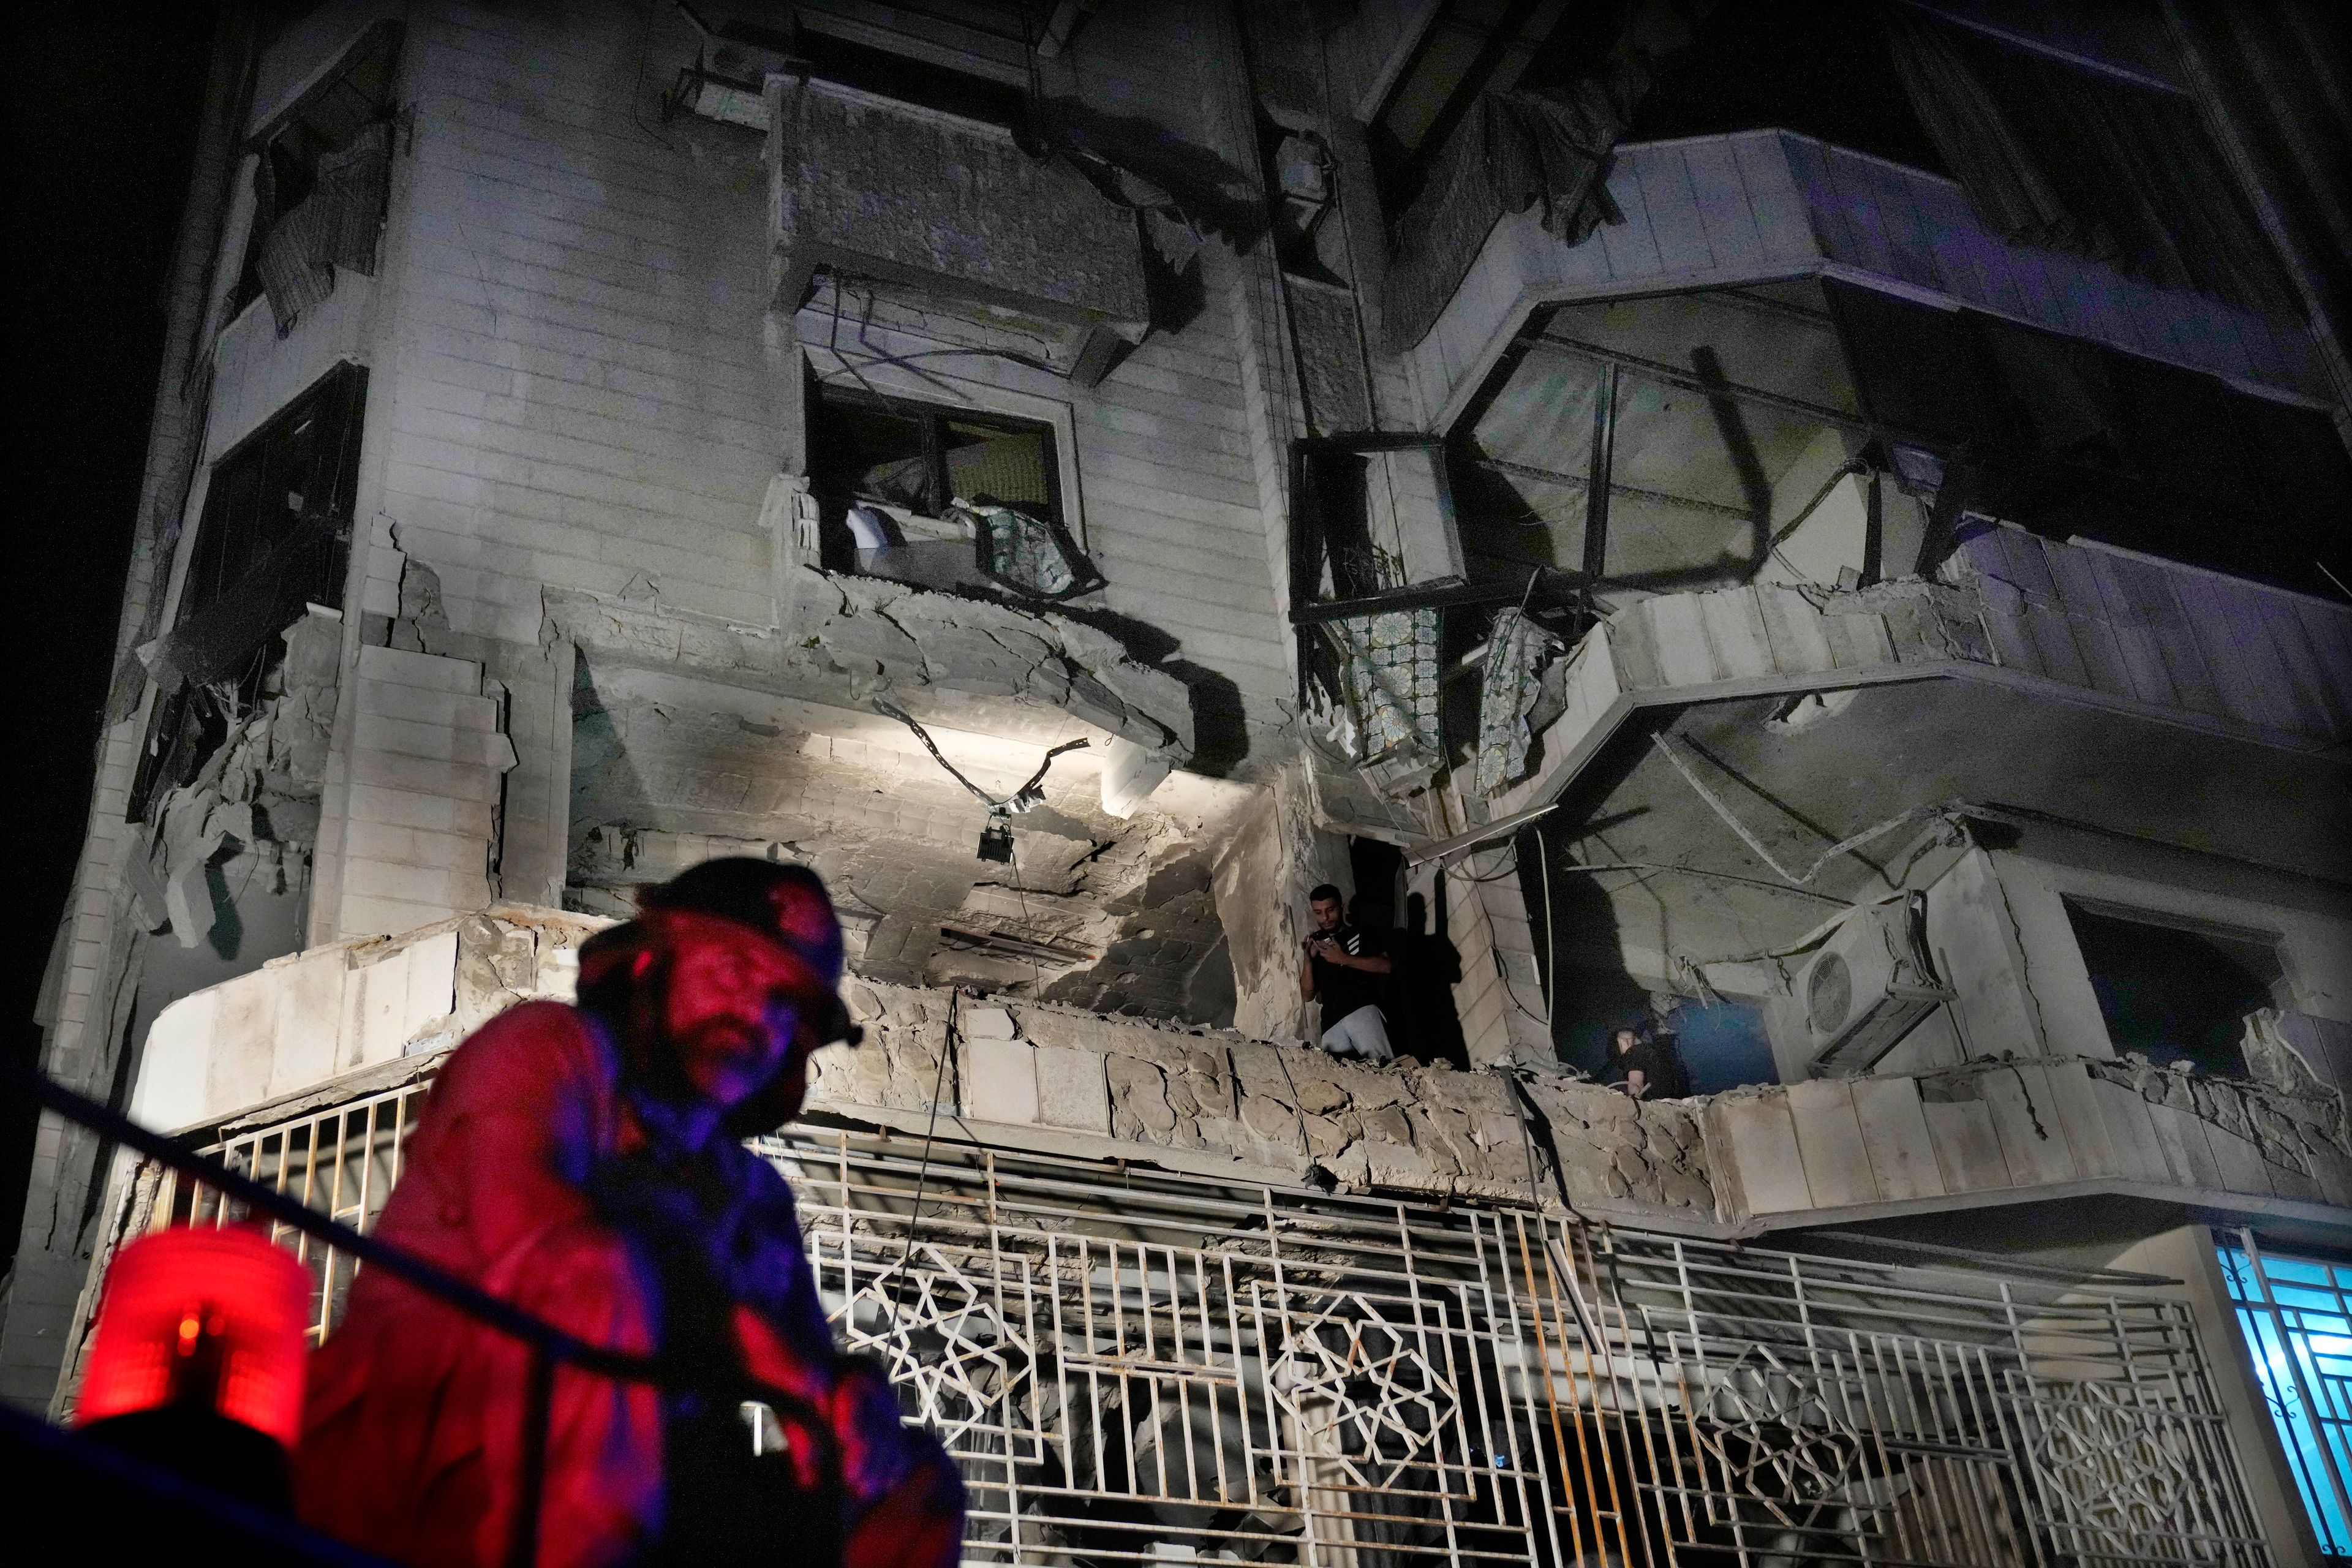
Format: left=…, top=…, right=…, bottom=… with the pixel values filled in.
left=130, top=905, right=2351, bottom=1240
left=1487, top=521, right=2352, bottom=832
left=1406, top=129, right=2324, bottom=434
left=766, top=75, right=1150, bottom=386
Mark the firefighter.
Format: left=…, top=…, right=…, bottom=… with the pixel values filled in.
left=295, top=859, right=962, bottom=1567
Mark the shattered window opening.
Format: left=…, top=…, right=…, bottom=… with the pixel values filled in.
left=785, top=18, right=1031, bottom=130
left=130, top=363, right=366, bottom=823
left=2064, top=899, right=2287, bottom=1080
left=1823, top=279, right=2352, bottom=595
left=807, top=382, right=1098, bottom=600
left=230, top=21, right=402, bottom=330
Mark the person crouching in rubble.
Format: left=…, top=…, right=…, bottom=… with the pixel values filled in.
left=294, top=859, right=963, bottom=1568
left=1300, top=881, right=1395, bottom=1063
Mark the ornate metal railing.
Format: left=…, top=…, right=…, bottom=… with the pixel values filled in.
left=80, top=1068, right=2278, bottom=1566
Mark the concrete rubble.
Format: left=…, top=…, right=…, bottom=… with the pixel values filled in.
left=816, top=977, right=1717, bottom=1220
left=2091, top=1014, right=2352, bottom=1191
left=140, top=608, right=341, bottom=946
left=548, top=562, right=1196, bottom=762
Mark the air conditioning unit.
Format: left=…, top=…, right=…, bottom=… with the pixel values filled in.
left=1799, top=891, right=1956, bottom=1077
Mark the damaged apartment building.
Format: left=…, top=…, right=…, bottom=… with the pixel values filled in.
left=15, top=0, right=2352, bottom=1562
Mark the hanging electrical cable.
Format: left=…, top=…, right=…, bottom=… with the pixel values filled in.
left=873, top=698, right=1089, bottom=860
left=1649, top=731, right=1945, bottom=888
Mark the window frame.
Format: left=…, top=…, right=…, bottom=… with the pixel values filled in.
left=229, top=19, right=404, bottom=325
left=2215, top=1230, right=2352, bottom=1561
left=128, top=362, right=368, bottom=822
left=804, top=377, right=1098, bottom=600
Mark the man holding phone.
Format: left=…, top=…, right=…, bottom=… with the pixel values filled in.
left=1298, top=883, right=1395, bottom=1063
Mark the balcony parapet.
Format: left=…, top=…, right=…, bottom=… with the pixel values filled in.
left=1406, top=129, right=2322, bottom=434
left=766, top=75, right=1149, bottom=386
left=1706, top=1042, right=2352, bottom=1229
left=1485, top=528, right=2352, bottom=825
left=137, top=905, right=2350, bottom=1243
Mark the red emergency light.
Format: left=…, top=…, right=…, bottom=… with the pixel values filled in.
left=77, top=1225, right=310, bottom=1449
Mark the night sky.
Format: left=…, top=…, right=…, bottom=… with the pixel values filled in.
left=4, top=9, right=219, bottom=1257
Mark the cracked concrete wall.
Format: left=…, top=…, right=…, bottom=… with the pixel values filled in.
left=1983, top=844, right=2352, bottom=1060
left=1709, top=1045, right=2352, bottom=1224
left=816, top=979, right=1717, bottom=1221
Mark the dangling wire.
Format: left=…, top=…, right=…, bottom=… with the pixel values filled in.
left=866, top=745, right=1060, bottom=1363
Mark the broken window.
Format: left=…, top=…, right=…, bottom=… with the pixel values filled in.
left=230, top=20, right=401, bottom=330
left=1452, top=282, right=1869, bottom=595
left=1291, top=436, right=1465, bottom=605
left=2064, top=900, right=2288, bottom=1077
left=1825, top=280, right=2352, bottom=594
left=669, top=9, right=1031, bottom=132
left=129, top=364, right=366, bottom=821
left=805, top=383, right=1097, bottom=599
left=1365, top=0, right=1561, bottom=222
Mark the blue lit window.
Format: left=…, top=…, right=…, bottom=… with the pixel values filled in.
left=2217, top=1232, right=2352, bottom=1559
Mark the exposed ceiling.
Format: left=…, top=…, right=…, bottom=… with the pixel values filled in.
left=1534, top=676, right=2352, bottom=998
left=570, top=662, right=1253, bottom=1023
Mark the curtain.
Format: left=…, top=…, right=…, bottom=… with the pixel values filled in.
left=967, top=504, right=1099, bottom=600
left=1474, top=609, right=1561, bottom=796
left=1382, top=0, right=1712, bottom=352
left=257, top=121, right=392, bottom=330
left=1885, top=7, right=2299, bottom=317
left=1338, top=608, right=1442, bottom=764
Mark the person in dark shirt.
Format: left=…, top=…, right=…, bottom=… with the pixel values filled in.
left=1386, top=891, right=1469, bottom=1071
left=1298, top=882, right=1394, bottom=1062
left=1600, top=1025, right=1681, bottom=1099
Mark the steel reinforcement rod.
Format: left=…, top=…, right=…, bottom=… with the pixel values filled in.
left=13, top=1066, right=840, bottom=1568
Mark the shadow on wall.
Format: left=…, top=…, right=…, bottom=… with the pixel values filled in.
left=1521, top=721, right=1783, bottom=1091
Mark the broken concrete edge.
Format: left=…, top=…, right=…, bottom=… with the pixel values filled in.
left=138, top=606, right=344, bottom=945
left=541, top=564, right=1195, bottom=763
left=132, top=902, right=2352, bottom=1251
left=827, top=978, right=1722, bottom=1221
left=786, top=1096, right=1752, bottom=1240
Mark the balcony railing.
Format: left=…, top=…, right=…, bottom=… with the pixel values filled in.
left=35, top=1066, right=2284, bottom=1568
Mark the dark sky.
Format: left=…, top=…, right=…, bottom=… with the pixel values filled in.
left=4, top=10, right=219, bottom=1259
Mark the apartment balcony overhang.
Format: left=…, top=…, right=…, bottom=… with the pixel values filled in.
left=546, top=561, right=1195, bottom=811
left=129, top=907, right=2352, bottom=1246
left=1471, top=525, right=2352, bottom=989
left=1404, top=129, right=2325, bottom=435
left=766, top=75, right=1150, bottom=388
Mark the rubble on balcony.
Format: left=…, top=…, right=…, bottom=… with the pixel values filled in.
left=816, top=982, right=1721, bottom=1218
left=117, top=899, right=2352, bottom=1243
left=547, top=560, right=1193, bottom=763
left=557, top=555, right=1231, bottom=1014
